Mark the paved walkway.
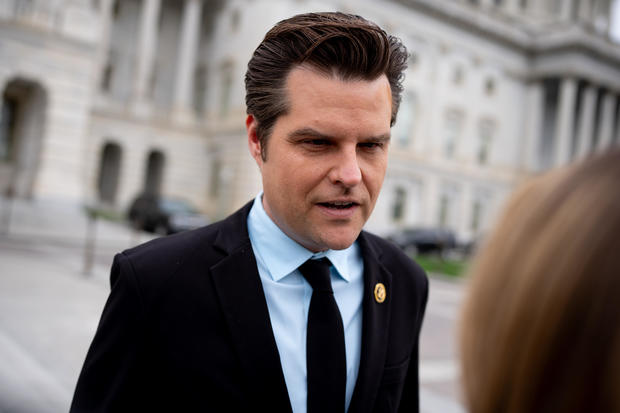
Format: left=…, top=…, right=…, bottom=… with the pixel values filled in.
left=0, top=197, right=467, bottom=413
left=419, top=276, right=467, bottom=413
left=0, top=197, right=153, bottom=412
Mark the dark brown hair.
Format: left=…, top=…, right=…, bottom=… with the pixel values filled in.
left=245, top=11, right=408, bottom=160
left=460, top=149, right=620, bottom=413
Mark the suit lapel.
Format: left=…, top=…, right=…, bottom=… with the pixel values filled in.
left=348, top=232, right=393, bottom=413
left=209, top=203, right=292, bottom=412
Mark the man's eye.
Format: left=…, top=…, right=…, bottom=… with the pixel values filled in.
left=304, top=139, right=329, bottom=146
left=359, top=142, right=383, bottom=150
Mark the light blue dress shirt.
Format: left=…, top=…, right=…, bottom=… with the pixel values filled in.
left=247, top=194, right=364, bottom=413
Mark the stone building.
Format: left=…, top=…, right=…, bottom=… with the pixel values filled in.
left=1, top=0, right=619, bottom=242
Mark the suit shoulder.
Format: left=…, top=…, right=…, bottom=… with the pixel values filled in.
left=111, top=203, right=253, bottom=301
left=125, top=221, right=221, bottom=265
left=112, top=220, right=228, bottom=295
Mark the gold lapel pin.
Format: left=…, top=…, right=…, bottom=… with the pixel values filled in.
left=374, top=283, right=386, bottom=303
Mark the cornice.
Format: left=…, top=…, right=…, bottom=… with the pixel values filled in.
left=390, top=0, right=620, bottom=67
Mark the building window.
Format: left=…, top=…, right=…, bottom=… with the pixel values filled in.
left=477, top=119, right=495, bottom=165
left=484, top=77, right=496, bottom=96
left=219, top=62, right=234, bottom=117
left=193, top=65, right=208, bottom=114
left=230, top=9, right=241, bottom=32
left=97, top=142, right=122, bottom=204
left=443, top=110, right=463, bottom=159
left=438, top=183, right=460, bottom=230
left=470, top=200, right=482, bottom=232
left=438, top=195, right=450, bottom=228
left=144, top=150, right=165, bottom=196
left=100, top=60, right=113, bottom=92
left=394, top=90, right=417, bottom=147
left=453, top=65, right=464, bottom=85
left=0, top=96, right=17, bottom=162
left=471, top=189, right=492, bottom=234
left=111, top=0, right=120, bottom=19
left=147, top=66, right=158, bottom=100
left=392, top=187, right=406, bottom=222
left=209, top=158, right=221, bottom=198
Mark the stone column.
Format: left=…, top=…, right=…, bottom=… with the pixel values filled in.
left=559, top=0, right=575, bottom=21
left=596, top=91, right=616, bottom=151
left=173, top=0, right=203, bottom=122
left=525, top=80, right=545, bottom=172
left=578, top=0, right=593, bottom=24
left=575, top=85, right=597, bottom=158
left=133, top=0, right=162, bottom=111
left=553, top=77, right=577, bottom=166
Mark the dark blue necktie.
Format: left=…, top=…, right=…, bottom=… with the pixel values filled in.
left=299, top=258, right=346, bottom=413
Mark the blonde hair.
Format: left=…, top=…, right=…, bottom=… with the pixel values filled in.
left=460, top=149, right=620, bottom=413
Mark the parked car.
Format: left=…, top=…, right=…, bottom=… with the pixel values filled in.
left=127, top=194, right=209, bottom=235
left=387, top=227, right=457, bottom=255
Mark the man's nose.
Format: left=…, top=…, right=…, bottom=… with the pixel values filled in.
left=329, top=148, right=362, bottom=187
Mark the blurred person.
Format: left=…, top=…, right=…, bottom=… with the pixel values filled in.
left=460, top=149, right=620, bottom=413
left=71, top=12, right=428, bottom=413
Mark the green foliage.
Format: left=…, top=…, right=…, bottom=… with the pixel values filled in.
left=83, top=205, right=124, bottom=222
left=413, top=254, right=468, bottom=277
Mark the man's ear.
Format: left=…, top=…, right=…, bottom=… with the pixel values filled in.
left=246, top=114, right=263, bottom=168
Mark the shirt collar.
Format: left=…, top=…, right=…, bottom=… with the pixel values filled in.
left=247, top=194, right=357, bottom=283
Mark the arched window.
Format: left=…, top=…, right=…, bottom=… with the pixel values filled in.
left=97, top=142, right=122, bottom=204
left=144, top=150, right=165, bottom=196
left=0, top=78, right=47, bottom=198
left=0, top=95, right=17, bottom=162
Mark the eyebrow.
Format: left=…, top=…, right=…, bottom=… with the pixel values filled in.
left=287, top=127, right=391, bottom=143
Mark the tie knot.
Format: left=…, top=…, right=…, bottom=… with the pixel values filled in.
left=299, top=258, right=333, bottom=293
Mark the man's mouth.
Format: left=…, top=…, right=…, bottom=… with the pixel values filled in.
left=317, top=201, right=358, bottom=209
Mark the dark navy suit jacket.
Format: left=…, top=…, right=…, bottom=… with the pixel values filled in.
left=71, top=201, right=428, bottom=412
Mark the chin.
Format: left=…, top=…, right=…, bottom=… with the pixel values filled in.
left=321, top=234, right=359, bottom=251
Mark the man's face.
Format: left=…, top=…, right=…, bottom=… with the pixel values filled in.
left=247, top=66, right=392, bottom=252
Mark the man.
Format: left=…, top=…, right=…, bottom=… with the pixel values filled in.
left=71, top=12, right=428, bottom=413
